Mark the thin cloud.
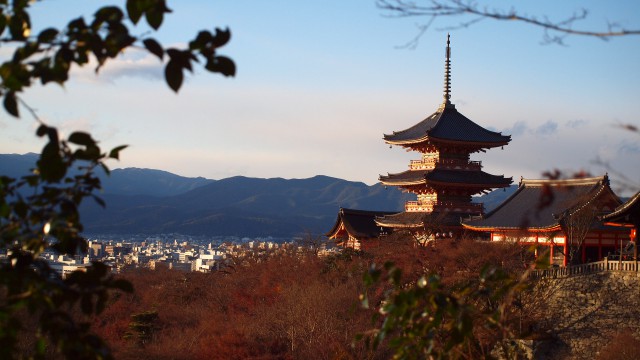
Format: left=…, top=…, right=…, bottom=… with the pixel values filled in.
left=70, top=49, right=163, bottom=83
left=535, top=120, right=558, bottom=136
left=618, top=140, right=640, bottom=155
left=502, top=121, right=528, bottom=137
left=565, top=119, right=588, bottom=129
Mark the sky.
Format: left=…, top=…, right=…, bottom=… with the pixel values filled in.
left=2, top=1, right=640, bottom=195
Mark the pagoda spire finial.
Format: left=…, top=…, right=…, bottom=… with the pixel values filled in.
left=441, top=33, right=455, bottom=110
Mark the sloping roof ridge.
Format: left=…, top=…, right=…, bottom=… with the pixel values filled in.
left=601, top=191, right=640, bottom=221
left=521, top=175, right=606, bottom=188
left=383, top=110, right=442, bottom=140
left=339, top=207, right=396, bottom=216
left=477, top=182, right=527, bottom=220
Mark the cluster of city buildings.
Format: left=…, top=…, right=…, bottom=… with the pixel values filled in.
left=38, top=237, right=337, bottom=278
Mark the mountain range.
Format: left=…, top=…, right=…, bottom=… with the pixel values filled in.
left=0, top=153, right=515, bottom=237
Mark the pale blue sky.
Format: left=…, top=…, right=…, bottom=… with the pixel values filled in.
left=2, top=1, right=639, bottom=194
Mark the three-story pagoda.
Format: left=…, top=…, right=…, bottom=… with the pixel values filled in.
left=376, top=35, right=512, bottom=234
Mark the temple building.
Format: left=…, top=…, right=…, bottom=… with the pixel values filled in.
left=376, top=35, right=512, bottom=236
left=462, top=175, right=630, bottom=266
left=326, top=208, right=395, bottom=250
left=601, top=191, right=640, bottom=261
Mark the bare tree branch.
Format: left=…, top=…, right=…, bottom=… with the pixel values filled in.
left=377, top=0, right=640, bottom=45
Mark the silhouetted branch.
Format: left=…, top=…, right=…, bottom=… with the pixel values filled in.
left=378, top=0, right=640, bottom=45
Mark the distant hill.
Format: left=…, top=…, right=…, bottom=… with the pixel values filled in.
left=1, top=153, right=516, bottom=237
left=79, top=175, right=413, bottom=237
left=0, top=153, right=213, bottom=197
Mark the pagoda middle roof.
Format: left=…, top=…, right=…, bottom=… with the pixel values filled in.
left=380, top=169, right=512, bottom=187
left=462, top=176, right=621, bottom=231
left=384, top=106, right=511, bottom=146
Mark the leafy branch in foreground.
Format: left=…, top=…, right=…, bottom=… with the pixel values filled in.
left=1, top=0, right=235, bottom=358
left=0, top=125, right=132, bottom=359
left=360, top=259, right=540, bottom=359
left=0, top=0, right=235, bottom=117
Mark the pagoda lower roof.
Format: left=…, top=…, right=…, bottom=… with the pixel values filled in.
left=380, top=169, right=512, bottom=188
left=383, top=106, right=510, bottom=147
left=462, top=175, right=621, bottom=231
left=375, top=211, right=466, bottom=228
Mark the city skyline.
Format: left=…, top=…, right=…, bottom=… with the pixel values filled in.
left=1, top=1, right=639, bottom=195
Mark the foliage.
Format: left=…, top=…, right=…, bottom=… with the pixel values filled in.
left=0, top=127, right=134, bottom=359
left=93, top=253, right=378, bottom=359
left=0, top=0, right=235, bottom=358
left=596, top=329, right=640, bottom=360
left=359, top=240, right=545, bottom=359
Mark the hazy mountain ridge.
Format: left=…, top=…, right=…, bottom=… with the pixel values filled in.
left=1, top=153, right=514, bottom=237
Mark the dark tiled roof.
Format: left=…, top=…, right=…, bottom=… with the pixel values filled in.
left=601, top=191, right=640, bottom=225
left=383, top=107, right=511, bottom=146
left=375, top=211, right=466, bottom=228
left=462, top=176, right=621, bottom=231
left=374, top=212, right=424, bottom=228
left=380, top=169, right=512, bottom=188
left=326, top=208, right=396, bottom=239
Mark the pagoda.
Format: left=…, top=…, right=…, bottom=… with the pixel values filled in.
left=376, top=35, right=512, bottom=235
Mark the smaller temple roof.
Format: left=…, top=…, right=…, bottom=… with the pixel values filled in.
left=462, top=175, right=621, bottom=231
left=380, top=169, right=512, bottom=188
left=383, top=107, right=511, bottom=147
left=601, top=191, right=640, bottom=226
left=374, top=211, right=425, bottom=229
left=326, top=208, right=396, bottom=239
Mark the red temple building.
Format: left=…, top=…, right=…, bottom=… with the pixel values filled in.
left=375, top=35, right=512, bottom=236
left=462, top=176, right=630, bottom=266
left=326, top=208, right=395, bottom=250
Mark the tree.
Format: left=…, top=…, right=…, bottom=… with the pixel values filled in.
left=0, top=1, right=234, bottom=358
left=377, top=0, right=640, bottom=47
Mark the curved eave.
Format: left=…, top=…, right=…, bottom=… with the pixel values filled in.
left=461, top=223, right=563, bottom=232
left=375, top=219, right=423, bottom=228
left=425, top=178, right=512, bottom=188
left=325, top=221, right=345, bottom=238
left=384, top=136, right=510, bottom=149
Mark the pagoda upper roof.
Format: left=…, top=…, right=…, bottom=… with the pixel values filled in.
left=326, top=208, right=396, bottom=239
left=462, top=175, right=621, bottom=231
left=383, top=106, right=511, bottom=147
left=380, top=169, right=512, bottom=188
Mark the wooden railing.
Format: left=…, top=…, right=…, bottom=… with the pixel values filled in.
left=405, top=201, right=483, bottom=213
left=530, top=258, right=640, bottom=279
left=408, top=159, right=482, bottom=171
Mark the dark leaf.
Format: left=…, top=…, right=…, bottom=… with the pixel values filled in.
left=0, top=14, right=6, bottom=36
left=68, top=132, right=95, bottom=147
left=94, top=6, right=124, bottom=24
left=92, top=195, right=106, bottom=208
left=211, top=27, right=232, bottom=48
left=3, top=91, right=19, bottom=117
left=37, top=28, right=59, bottom=43
left=145, top=8, right=164, bottom=30
left=126, top=0, right=143, bottom=24
left=205, top=56, right=236, bottom=77
left=143, top=38, right=164, bottom=60
left=108, top=145, right=128, bottom=160
left=164, top=59, right=183, bottom=92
